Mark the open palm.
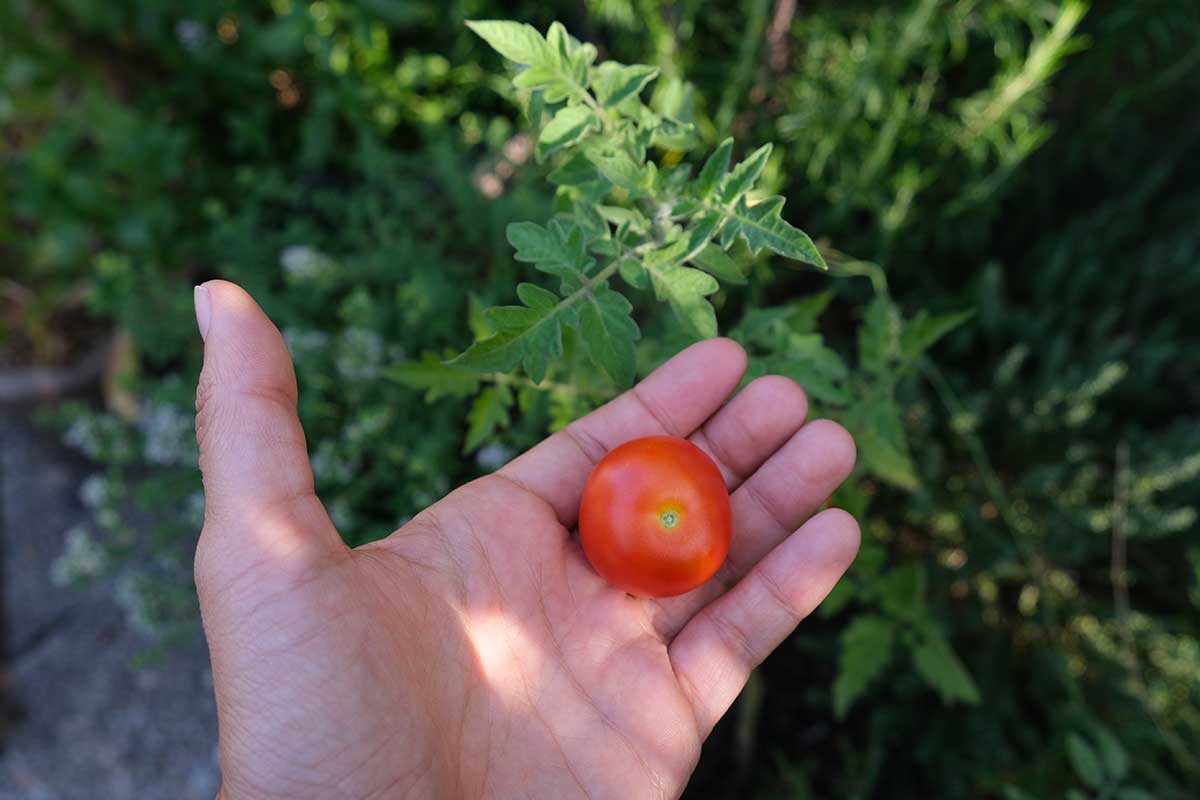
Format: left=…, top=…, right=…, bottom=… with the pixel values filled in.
left=193, top=281, right=859, bottom=799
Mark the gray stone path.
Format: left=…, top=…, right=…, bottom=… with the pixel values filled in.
left=0, top=404, right=220, bottom=799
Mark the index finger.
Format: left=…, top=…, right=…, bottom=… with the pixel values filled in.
left=499, top=338, right=747, bottom=526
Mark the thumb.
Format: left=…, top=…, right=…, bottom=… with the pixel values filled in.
left=193, top=280, right=344, bottom=591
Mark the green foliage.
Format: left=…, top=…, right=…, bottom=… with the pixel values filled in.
left=4, top=1, right=1199, bottom=798
left=451, top=19, right=825, bottom=388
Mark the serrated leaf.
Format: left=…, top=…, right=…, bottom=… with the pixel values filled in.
left=877, top=562, right=927, bottom=621
left=589, top=152, right=646, bottom=193
left=464, top=383, right=513, bottom=452
left=592, top=62, right=659, bottom=107
left=641, top=243, right=720, bottom=337
left=690, top=244, right=746, bottom=284
left=536, top=105, right=594, bottom=161
left=449, top=282, right=568, bottom=383
left=859, top=294, right=903, bottom=376
left=597, top=205, right=649, bottom=231
left=695, top=138, right=732, bottom=200
left=506, top=220, right=593, bottom=290
left=571, top=200, right=608, bottom=241
left=719, top=195, right=825, bottom=268
left=651, top=117, right=699, bottom=150
left=900, top=308, right=973, bottom=361
left=387, top=353, right=481, bottom=401
left=759, top=335, right=850, bottom=405
left=580, top=288, right=640, bottom=386
left=732, top=291, right=833, bottom=346
left=719, top=142, right=771, bottom=204
left=833, top=614, right=897, bottom=718
left=911, top=632, right=982, bottom=706
left=548, top=152, right=600, bottom=186
left=618, top=254, right=648, bottom=289
left=1066, top=734, right=1106, bottom=790
left=1091, top=727, right=1129, bottom=782
left=466, top=20, right=549, bottom=65
left=848, top=395, right=919, bottom=490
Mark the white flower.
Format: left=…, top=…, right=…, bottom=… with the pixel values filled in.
left=50, top=526, right=108, bottom=585
left=186, top=491, right=206, bottom=529
left=140, top=402, right=197, bottom=466
left=115, top=573, right=158, bottom=635
left=280, top=245, right=336, bottom=281
left=79, top=474, right=107, bottom=508
left=336, top=327, right=384, bottom=381
left=283, top=327, right=331, bottom=362
left=476, top=443, right=514, bottom=470
left=175, top=19, right=206, bottom=50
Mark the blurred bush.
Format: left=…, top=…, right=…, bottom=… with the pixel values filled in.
left=1, top=0, right=1197, bottom=797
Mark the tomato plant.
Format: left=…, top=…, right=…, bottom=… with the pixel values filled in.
left=579, top=435, right=732, bottom=597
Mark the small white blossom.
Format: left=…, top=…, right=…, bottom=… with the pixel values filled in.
left=141, top=402, right=197, bottom=466
left=280, top=245, right=336, bottom=281
left=283, top=327, right=331, bottom=362
left=476, top=443, right=514, bottom=470
left=186, top=491, right=206, bottom=529
left=336, top=327, right=384, bottom=381
left=79, top=474, right=108, bottom=508
left=50, top=526, right=108, bottom=585
left=115, top=573, right=158, bottom=636
left=175, top=19, right=206, bottom=50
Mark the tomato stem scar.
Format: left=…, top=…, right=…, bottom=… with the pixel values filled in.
left=659, top=509, right=680, bottom=529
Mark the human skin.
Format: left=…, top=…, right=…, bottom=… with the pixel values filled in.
left=193, top=280, right=860, bottom=799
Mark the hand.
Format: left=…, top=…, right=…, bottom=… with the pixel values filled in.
left=193, top=280, right=860, bottom=799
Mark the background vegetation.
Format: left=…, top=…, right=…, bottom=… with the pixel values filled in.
left=2, top=0, right=1198, bottom=797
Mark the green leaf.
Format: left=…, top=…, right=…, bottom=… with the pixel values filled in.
left=580, top=288, right=640, bottom=386
left=464, top=383, right=513, bottom=452
left=695, top=137, right=733, bottom=200
left=642, top=243, right=720, bottom=338
left=651, top=265, right=719, bottom=338
left=448, top=282, right=568, bottom=383
left=387, top=353, right=481, bottom=401
left=466, top=20, right=549, bottom=65
left=719, top=142, right=771, bottom=204
left=859, top=294, right=903, bottom=376
left=536, top=105, right=594, bottom=161
left=597, top=205, right=650, bottom=231
left=718, top=195, right=826, bottom=268
left=1066, top=733, right=1107, bottom=790
left=847, top=395, right=919, bottom=490
left=901, top=308, right=974, bottom=361
left=650, top=116, right=699, bottom=150
left=877, top=562, right=928, bottom=621
left=1116, top=789, right=1155, bottom=800
left=506, top=219, right=593, bottom=289
left=690, top=244, right=746, bottom=284
left=1091, top=727, right=1129, bottom=782
left=911, top=632, right=982, bottom=705
left=618, top=254, right=648, bottom=289
left=589, top=152, right=647, bottom=194
left=592, top=62, right=659, bottom=107
left=833, top=614, right=897, bottom=718
left=760, top=335, right=850, bottom=405
left=732, top=291, right=834, bottom=346
left=548, top=152, right=601, bottom=186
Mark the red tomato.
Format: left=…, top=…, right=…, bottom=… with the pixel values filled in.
left=579, top=435, right=732, bottom=598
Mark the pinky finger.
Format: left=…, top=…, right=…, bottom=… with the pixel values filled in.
left=667, top=508, right=861, bottom=738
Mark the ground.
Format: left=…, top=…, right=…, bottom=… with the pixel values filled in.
left=0, top=401, right=220, bottom=800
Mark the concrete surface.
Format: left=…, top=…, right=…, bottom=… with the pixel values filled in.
left=0, top=403, right=220, bottom=799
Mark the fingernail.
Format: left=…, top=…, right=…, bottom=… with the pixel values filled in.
left=194, top=285, right=211, bottom=340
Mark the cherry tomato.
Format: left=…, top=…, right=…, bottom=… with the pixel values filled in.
left=579, top=435, right=732, bottom=598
